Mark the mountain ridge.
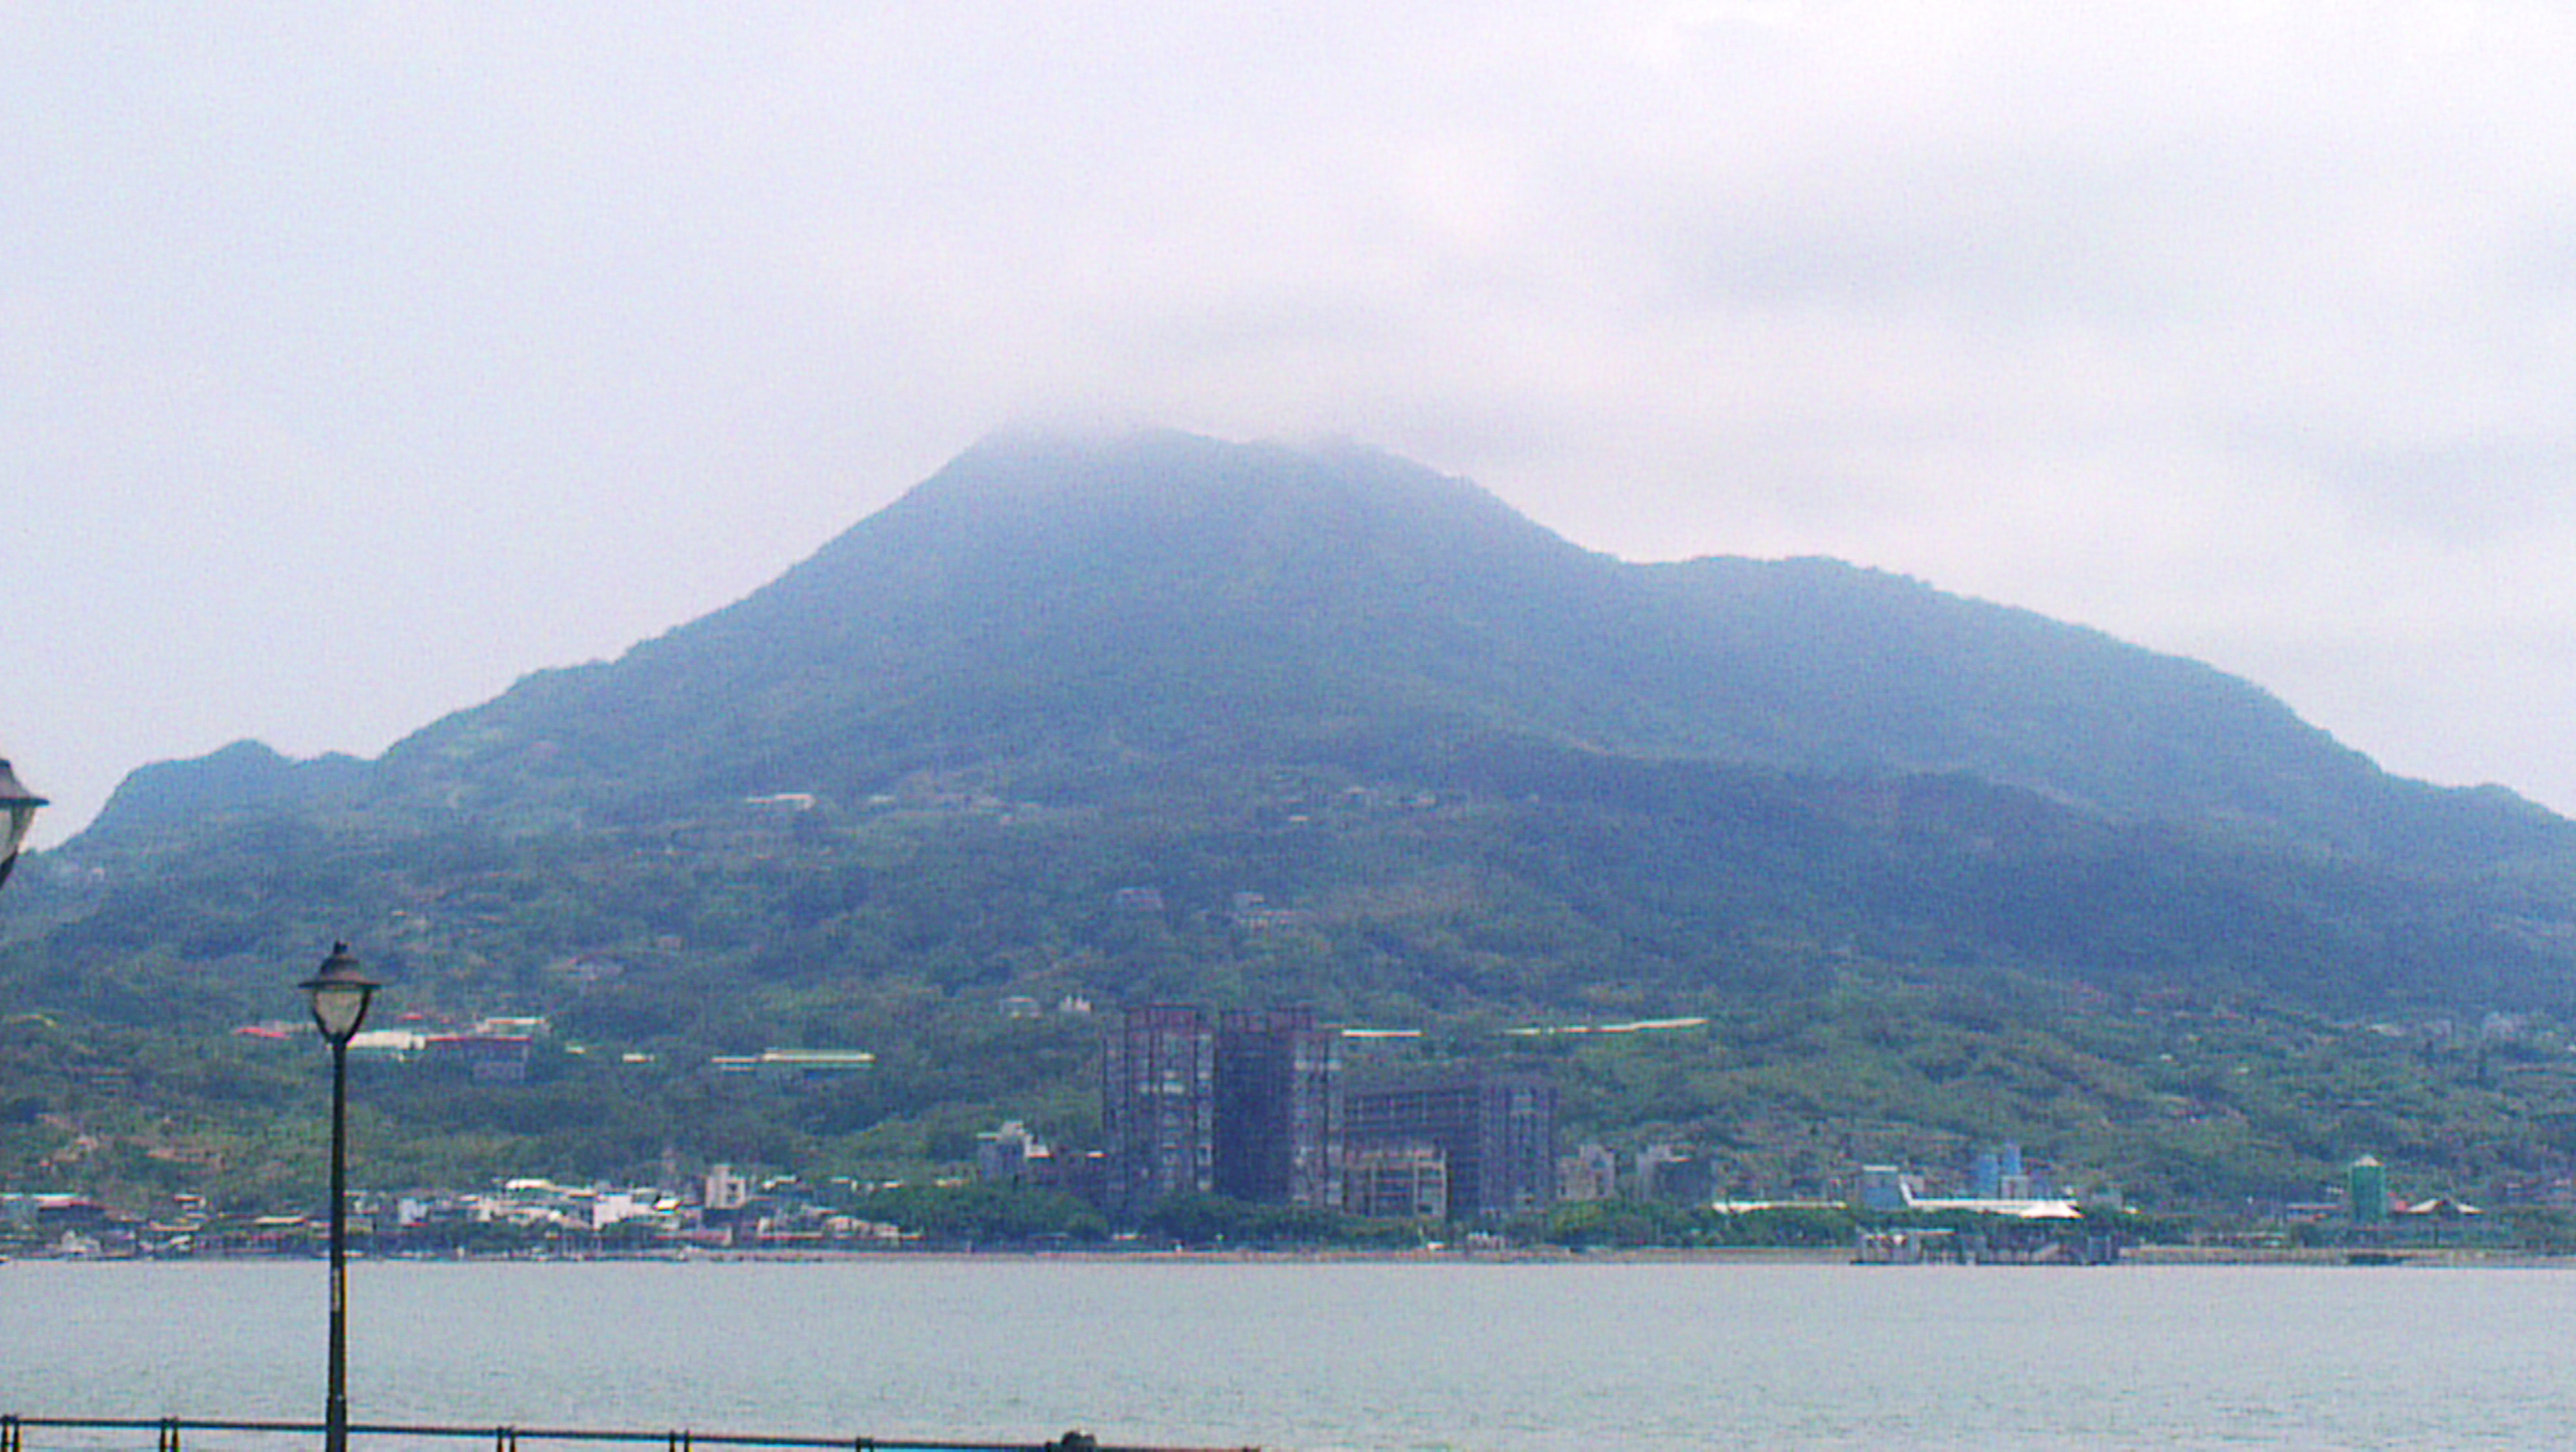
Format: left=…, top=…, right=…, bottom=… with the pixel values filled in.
left=84, top=428, right=2564, bottom=868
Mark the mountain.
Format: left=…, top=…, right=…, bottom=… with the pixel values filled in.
left=14, top=428, right=2576, bottom=1213
left=53, top=428, right=2576, bottom=994
left=182, top=427, right=2552, bottom=859
left=88, top=741, right=372, bottom=836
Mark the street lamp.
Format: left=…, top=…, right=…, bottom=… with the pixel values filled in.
left=299, top=942, right=381, bottom=1452
left=0, top=758, right=46, bottom=892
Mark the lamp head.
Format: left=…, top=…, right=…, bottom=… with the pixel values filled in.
left=298, top=941, right=382, bottom=1046
left=0, top=758, right=47, bottom=892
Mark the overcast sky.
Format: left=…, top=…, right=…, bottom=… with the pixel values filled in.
left=9, top=4, right=2576, bottom=845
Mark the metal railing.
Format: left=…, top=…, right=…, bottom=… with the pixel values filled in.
left=0, top=1417, right=1254, bottom=1452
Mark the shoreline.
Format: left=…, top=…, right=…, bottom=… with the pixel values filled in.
left=11, top=1243, right=2573, bottom=1267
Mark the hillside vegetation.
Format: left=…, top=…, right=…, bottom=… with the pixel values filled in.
left=8, top=429, right=2576, bottom=1219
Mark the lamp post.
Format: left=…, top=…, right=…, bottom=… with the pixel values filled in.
left=300, top=942, right=381, bottom=1452
left=0, top=758, right=46, bottom=892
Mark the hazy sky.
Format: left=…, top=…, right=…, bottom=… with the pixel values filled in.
left=9, top=4, right=2576, bottom=844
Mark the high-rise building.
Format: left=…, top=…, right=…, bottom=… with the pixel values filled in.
left=1214, top=1009, right=1342, bottom=1208
left=2349, top=1154, right=2391, bottom=1225
left=1345, top=1068, right=1557, bottom=1220
left=1102, top=1005, right=1215, bottom=1214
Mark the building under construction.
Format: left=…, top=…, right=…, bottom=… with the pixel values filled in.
left=1101, top=1005, right=1217, bottom=1215
left=1344, top=1068, right=1558, bottom=1221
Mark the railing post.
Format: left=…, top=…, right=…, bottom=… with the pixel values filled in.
left=158, top=1418, right=181, bottom=1452
left=2, top=1413, right=19, bottom=1452
left=496, top=1427, right=517, bottom=1452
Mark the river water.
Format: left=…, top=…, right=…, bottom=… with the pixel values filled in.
left=4, top=1257, right=2569, bottom=1450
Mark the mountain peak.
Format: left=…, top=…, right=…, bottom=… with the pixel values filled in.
left=91, top=428, right=2559, bottom=871
left=882, top=427, right=1548, bottom=552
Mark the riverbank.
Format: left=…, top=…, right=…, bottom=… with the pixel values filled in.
left=16, top=1239, right=2574, bottom=1267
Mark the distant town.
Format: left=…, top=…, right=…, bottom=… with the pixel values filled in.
left=5, top=1004, right=2499, bottom=1265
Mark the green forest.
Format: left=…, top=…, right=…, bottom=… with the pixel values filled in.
left=9, top=755, right=2576, bottom=1229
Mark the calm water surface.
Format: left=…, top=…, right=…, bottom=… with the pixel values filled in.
left=4, top=1258, right=2571, bottom=1450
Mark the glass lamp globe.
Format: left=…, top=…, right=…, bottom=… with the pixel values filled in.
left=299, top=942, right=382, bottom=1045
